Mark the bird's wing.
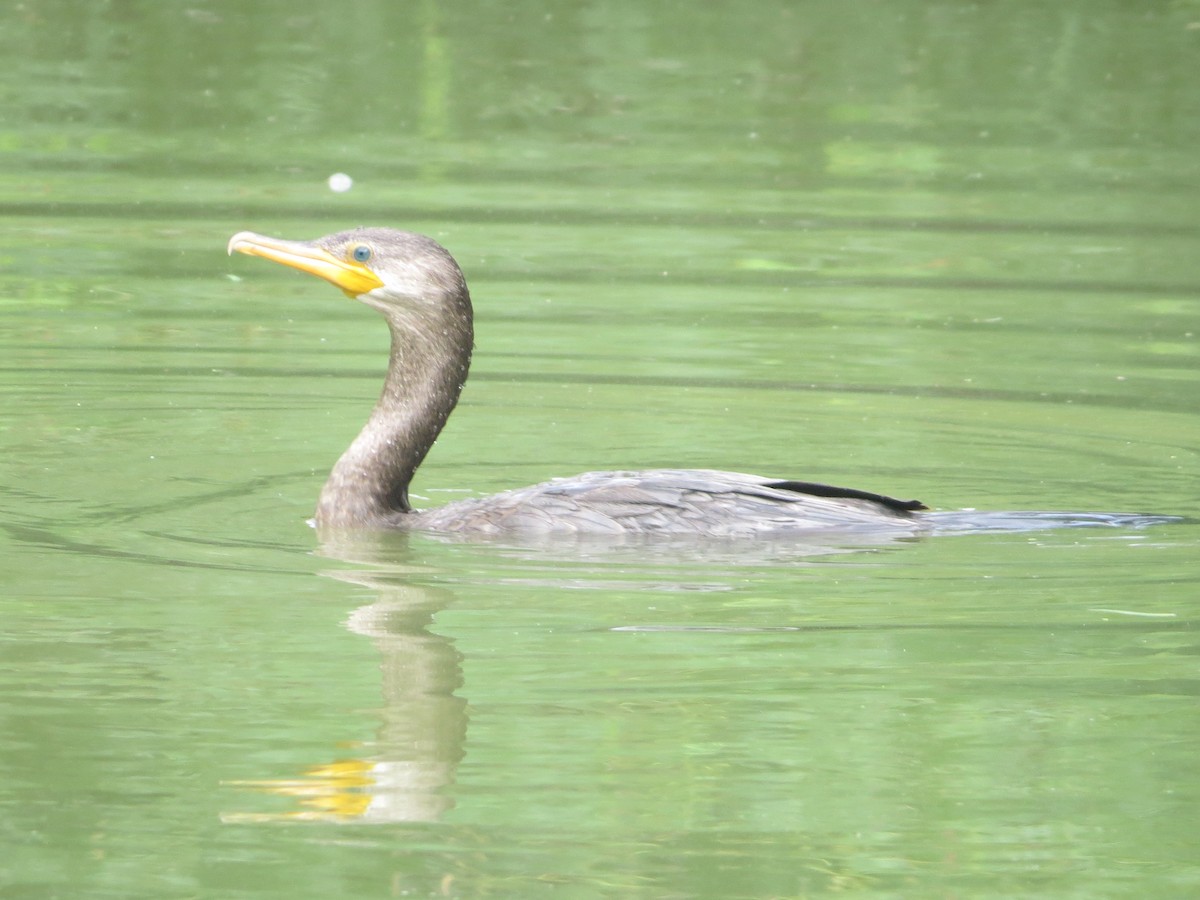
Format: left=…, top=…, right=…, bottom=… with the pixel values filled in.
left=419, top=470, right=924, bottom=536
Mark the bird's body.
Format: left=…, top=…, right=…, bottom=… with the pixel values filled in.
left=228, top=227, right=927, bottom=535
left=398, top=470, right=924, bottom=536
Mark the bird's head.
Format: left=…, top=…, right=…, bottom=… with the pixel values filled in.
left=227, top=227, right=469, bottom=318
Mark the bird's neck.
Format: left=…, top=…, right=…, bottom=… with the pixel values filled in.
left=315, top=310, right=472, bottom=528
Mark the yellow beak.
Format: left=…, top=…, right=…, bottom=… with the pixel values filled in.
left=227, top=231, right=385, bottom=298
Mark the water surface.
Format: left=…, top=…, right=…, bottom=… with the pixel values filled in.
left=2, top=2, right=1199, bottom=897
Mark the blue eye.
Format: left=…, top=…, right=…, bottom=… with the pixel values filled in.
left=352, top=245, right=371, bottom=263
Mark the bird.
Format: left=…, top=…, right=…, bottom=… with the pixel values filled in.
left=227, top=227, right=929, bottom=536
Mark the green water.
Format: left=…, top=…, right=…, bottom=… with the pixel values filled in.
left=3, top=2, right=1199, bottom=897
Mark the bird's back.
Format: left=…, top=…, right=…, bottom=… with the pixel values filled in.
left=409, top=469, right=927, bottom=536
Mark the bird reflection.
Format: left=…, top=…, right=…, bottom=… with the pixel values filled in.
left=220, top=511, right=1179, bottom=824
left=222, top=532, right=465, bottom=824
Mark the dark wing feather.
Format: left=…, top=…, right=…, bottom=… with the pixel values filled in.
left=763, top=480, right=927, bottom=513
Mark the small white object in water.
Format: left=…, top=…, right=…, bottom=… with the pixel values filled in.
left=327, top=172, right=353, bottom=193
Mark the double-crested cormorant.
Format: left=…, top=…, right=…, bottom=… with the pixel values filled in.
left=227, top=227, right=929, bottom=535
